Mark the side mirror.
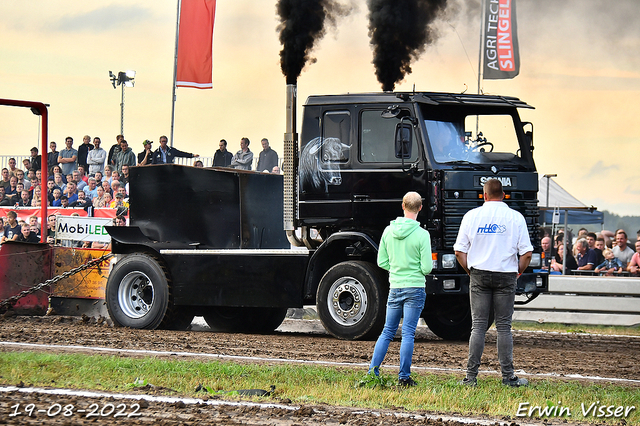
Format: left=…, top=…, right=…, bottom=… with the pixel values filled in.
left=395, top=123, right=412, bottom=159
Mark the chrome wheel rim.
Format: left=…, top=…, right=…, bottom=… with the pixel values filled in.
left=118, top=271, right=155, bottom=319
left=327, top=276, right=368, bottom=326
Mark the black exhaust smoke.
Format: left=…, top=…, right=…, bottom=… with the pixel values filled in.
left=277, top=0, right=353, bottom=84
left=368, top=0, right=448, bottom=91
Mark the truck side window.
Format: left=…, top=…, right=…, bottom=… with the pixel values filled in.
left=321, top=111, right=350, bottom=164
left=360, top=110, right=418, bottom=163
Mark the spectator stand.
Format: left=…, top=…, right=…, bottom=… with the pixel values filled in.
left=538, top=175, right=604, bottom=274
left=1, top=154, right=214, bottom=170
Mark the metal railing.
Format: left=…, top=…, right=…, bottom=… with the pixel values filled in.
left=514, top=275, right=640, bottom=326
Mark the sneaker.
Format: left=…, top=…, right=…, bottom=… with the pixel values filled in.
left=398, top=377, right=418, bottom=387
left=459, top=377, right=477, bottom=387
left=502, top=376, right=529, bottom=387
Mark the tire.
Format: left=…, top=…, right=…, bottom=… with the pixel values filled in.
left=424, top=300, right=495, bottom=341
left=316, top=261, right=386, bottom=341
left=162, top=307, right=195, bottom=331
left=423, top=308, right=472, bottom=341
left=203, top=307, right=288, bottom=333
left=105, top=253, right=171, bottom=329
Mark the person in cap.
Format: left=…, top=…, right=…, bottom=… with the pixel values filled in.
left=138, top=140, right=153, bottom=166
left=110, top=191, right=124, bottom=208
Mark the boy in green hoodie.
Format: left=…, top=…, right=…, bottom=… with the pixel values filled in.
left=368, top=191, right=432, bottom=387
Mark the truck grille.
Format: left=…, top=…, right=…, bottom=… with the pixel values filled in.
left=442, top=199, right=540, bottom=249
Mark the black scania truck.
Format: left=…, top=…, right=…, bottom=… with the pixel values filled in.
left=106, top=88, right=548, bottom=340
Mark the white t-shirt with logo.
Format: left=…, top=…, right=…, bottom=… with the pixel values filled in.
left=453, top=201, right=533, bottom=273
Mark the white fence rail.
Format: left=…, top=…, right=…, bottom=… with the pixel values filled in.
left=514, top=276, right=640, bottom=326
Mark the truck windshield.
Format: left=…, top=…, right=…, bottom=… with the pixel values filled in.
left=425, top=114, right=527, bottom=165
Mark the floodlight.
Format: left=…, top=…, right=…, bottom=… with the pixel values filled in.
left=108, top=69, right=137, bottom=135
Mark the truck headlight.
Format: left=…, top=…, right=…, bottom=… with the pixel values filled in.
left=442, top=254, right=457, bottom=269
left=529, top=253, right=541, bottom=267
left=442, top=279, right=456, bottom=290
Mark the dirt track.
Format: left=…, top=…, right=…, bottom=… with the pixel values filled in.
left=1, top=315, right=638, bottom=425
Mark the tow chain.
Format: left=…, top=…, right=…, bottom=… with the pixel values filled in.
left=0, top=252, right=114, bottom=310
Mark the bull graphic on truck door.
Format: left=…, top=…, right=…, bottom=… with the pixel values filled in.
left=299, top=137, right=349, bottom=192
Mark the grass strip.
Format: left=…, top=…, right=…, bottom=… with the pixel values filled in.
left=0, top=351, right=637, bottom=424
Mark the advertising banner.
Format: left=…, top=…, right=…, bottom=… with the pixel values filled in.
left=483, top=0, right=520, bottom=80
left=56, top=216, right=113, bottom=244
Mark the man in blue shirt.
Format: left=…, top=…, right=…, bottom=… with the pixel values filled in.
left=58, top=137, right=78, bottom=176
left=575, top=239, right=597, bottom=270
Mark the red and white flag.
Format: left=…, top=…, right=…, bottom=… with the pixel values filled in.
left=176, top=0, right=216, bottom=89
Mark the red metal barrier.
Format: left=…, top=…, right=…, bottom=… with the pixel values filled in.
left=0, top=242, right=112, bottom=315
left=0, top=242, right=52, bottom=314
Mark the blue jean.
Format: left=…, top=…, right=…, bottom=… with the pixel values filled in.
left=466, top=268, right=517, bottom=379
left=368, top=287, right=426, bottom=380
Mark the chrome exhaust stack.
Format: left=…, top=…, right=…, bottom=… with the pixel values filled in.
left=283, top=83, right=304, bottom=247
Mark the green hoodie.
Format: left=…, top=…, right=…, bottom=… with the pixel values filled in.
left=377, top=216, right=432, bottom=288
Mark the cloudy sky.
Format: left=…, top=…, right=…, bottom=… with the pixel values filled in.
left=1, top=0, right=638, bottom=216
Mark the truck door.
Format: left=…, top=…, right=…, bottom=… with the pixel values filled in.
left=352, top=108, right=423, bottom=228
left=298, top=110, right=352, bottom=221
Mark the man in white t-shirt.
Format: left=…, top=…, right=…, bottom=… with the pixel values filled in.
left=613, top=230, right=634, bottom=268
left=454, top=178, right=532, bottom=388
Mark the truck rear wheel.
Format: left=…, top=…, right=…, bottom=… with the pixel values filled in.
left=162, top=307, right=195, bottom=330
left=316, top=261, right=386, bottom=341
left=203, top=307, right=288, bottom=333
left=106, top=253, right=171, bottom=330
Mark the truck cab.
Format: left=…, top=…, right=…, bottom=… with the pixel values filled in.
left=295, top=92, right=547, bottom=339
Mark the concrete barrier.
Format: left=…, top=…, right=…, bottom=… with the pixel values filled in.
left=514, top=275, right=640, bottom=326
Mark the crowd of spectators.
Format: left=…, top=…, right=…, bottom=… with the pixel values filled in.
left=540, top=226, right=640, bottom=277
left=214, top=137, right=281, bottom=173
left=1, top=134, right=281, bottom=246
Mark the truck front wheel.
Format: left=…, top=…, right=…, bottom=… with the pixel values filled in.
left=423, top=298, right=494, bottom=341
left=316, top=261, right=386, bottom=340
left=106, top=253, right=171, bottom=329
left=423, top=309, right=472, bottom=341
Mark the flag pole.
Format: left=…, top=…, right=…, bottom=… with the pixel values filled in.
left=170, top=0, right=182, bottom=148
left=477, top=0, right=485, bottom=95
left=476, top=0, right=486, bottom=135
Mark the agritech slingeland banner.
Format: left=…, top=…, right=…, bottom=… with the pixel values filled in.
left=483, top=0, right=520, bottom=80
